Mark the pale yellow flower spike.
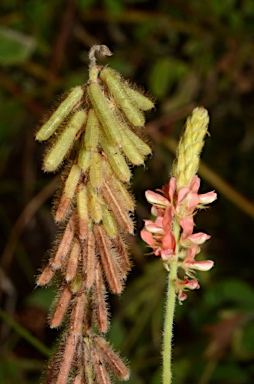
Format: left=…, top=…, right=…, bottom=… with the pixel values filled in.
left=173, top=107, right=209, bottom=190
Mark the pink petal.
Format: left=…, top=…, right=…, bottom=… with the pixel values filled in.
left=140, top=228, right=155, bottom=247
left=162, top=231, right=176, bottom=251
left=180, top=216, right=194, bottom=237
left=145, top=222, right=164, bottom=234
left=177, top=187, right=190, bottom=205
left=154, top=216, right=164, bottom=227
left=186, top=193, right=200, bottom=211
left=178, top=291, right=187, bottom=302
left=168, top=177, right=177, bottom=202
left=199, top=191, right=217, bottom=204
left=183, top=277, right=200, bottom=290
left=189, top=176, right=201, bottom=193
left=185, top=245, right=199, bottom=262
left=160, top=248, right=175, bottom=260
left=162, top=206, right=174, bottom=230
left=145, top=190, right=170, bottom=207
left=151, top=206, right=159, bottom=216
left=181, top=232, right=211, bottom=246
left=184, top=260, right=214, bottom=271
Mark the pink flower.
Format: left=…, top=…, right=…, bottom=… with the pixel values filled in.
left=175, top=276, right=200, bottom=302
left=183, top=259, right=214, bottom=271
left=181, top=232, right=211, bottom=247
left=141, top=175, right=216, bottom=300
left=145, top=190, right=170, bottom=208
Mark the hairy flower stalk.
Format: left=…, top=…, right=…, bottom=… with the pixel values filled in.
left=36, top=45, right=154, bottom=383
left=141, top=107, right=217, bottom=384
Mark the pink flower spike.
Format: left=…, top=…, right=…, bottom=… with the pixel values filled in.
left=184, top=260, right=214, bottom=271
left=141, top=228, right=155, bottom=247
left=181, top=232, right=211, bottom=246
left=199, top=191, right=217, bottom=204
left=145, top=190, right=170, bottom=207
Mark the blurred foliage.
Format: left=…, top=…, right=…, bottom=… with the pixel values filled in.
left=1, top=0, right=254, bottom=383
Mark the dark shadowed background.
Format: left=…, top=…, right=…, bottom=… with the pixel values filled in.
left=1, top=1, right=254, bottom=383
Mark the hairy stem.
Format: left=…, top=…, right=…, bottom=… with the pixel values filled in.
left=163, top=220, right=181, bottom=384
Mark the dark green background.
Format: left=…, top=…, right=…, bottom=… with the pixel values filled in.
left=1, top=1, right=254, bottom=383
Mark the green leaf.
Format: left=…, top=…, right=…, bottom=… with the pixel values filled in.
left=103, top=0, right=124, bottom=14
left=213, top=361, right=249, bottom=382
left=241, top=322, right=254, bottom=354
left=149, top=57, right=187, bottom=99
left=25, top=287, right=55, bottom=311
left=0, top=27, right=36, bottom=66
left=204, top=278, right=254, bottom=310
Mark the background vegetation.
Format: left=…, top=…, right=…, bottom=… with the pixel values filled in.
left=1, top=0, right=254, bottom=383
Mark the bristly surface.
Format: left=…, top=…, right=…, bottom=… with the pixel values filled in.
left=35, top=45, right=154, bottom=384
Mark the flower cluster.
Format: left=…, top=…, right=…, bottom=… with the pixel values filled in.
left=141, top=175, right=217, bottom=301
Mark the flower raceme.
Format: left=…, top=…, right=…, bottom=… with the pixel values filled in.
left=141, top=172, right=217, bottom=301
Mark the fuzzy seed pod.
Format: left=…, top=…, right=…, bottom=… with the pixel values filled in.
left=101, top=182, right=134, bottom=234
left=93, top=335, right=129, bottom=380
left=76, top=185, right=89, bottom=240
left=123, top=83, right=154, bottom=111
left=55, top=164, right=81, bottom=222
left=89, top=152, right=103, bottom=189
left=100, top=133, right=131, bottom=182
left=65, top=238, right=81, bottom=282
left=50, top=286, right=72, bottom=328
left=43, top=109, right=87, bottom=172
left=36, top=264, right=55, bottom=286
left=36, top=87, right=84, bottom=141
left=51, top=215, right=75, bottom=269
left=102, top=204, right=118, bottom=239
left=83, top=108, right=100, bottom=151
left=118, top=127, right=145, bottom=165
left=100, top=67, right=145, bottom=127
left=83, top=229, right=96, bottom=289
left=102, top=159, right=135, bottom=211
left=94, top=225, right=123, bottom=294
left=124, top=127, right=152, bottom=157
left=93, top=261, right=108, bottom=333
left=88, top=184, right=102, bottom=223
left=78, top=147, right=92, bottom=171
left=87, top=82, right=122, bottom=146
